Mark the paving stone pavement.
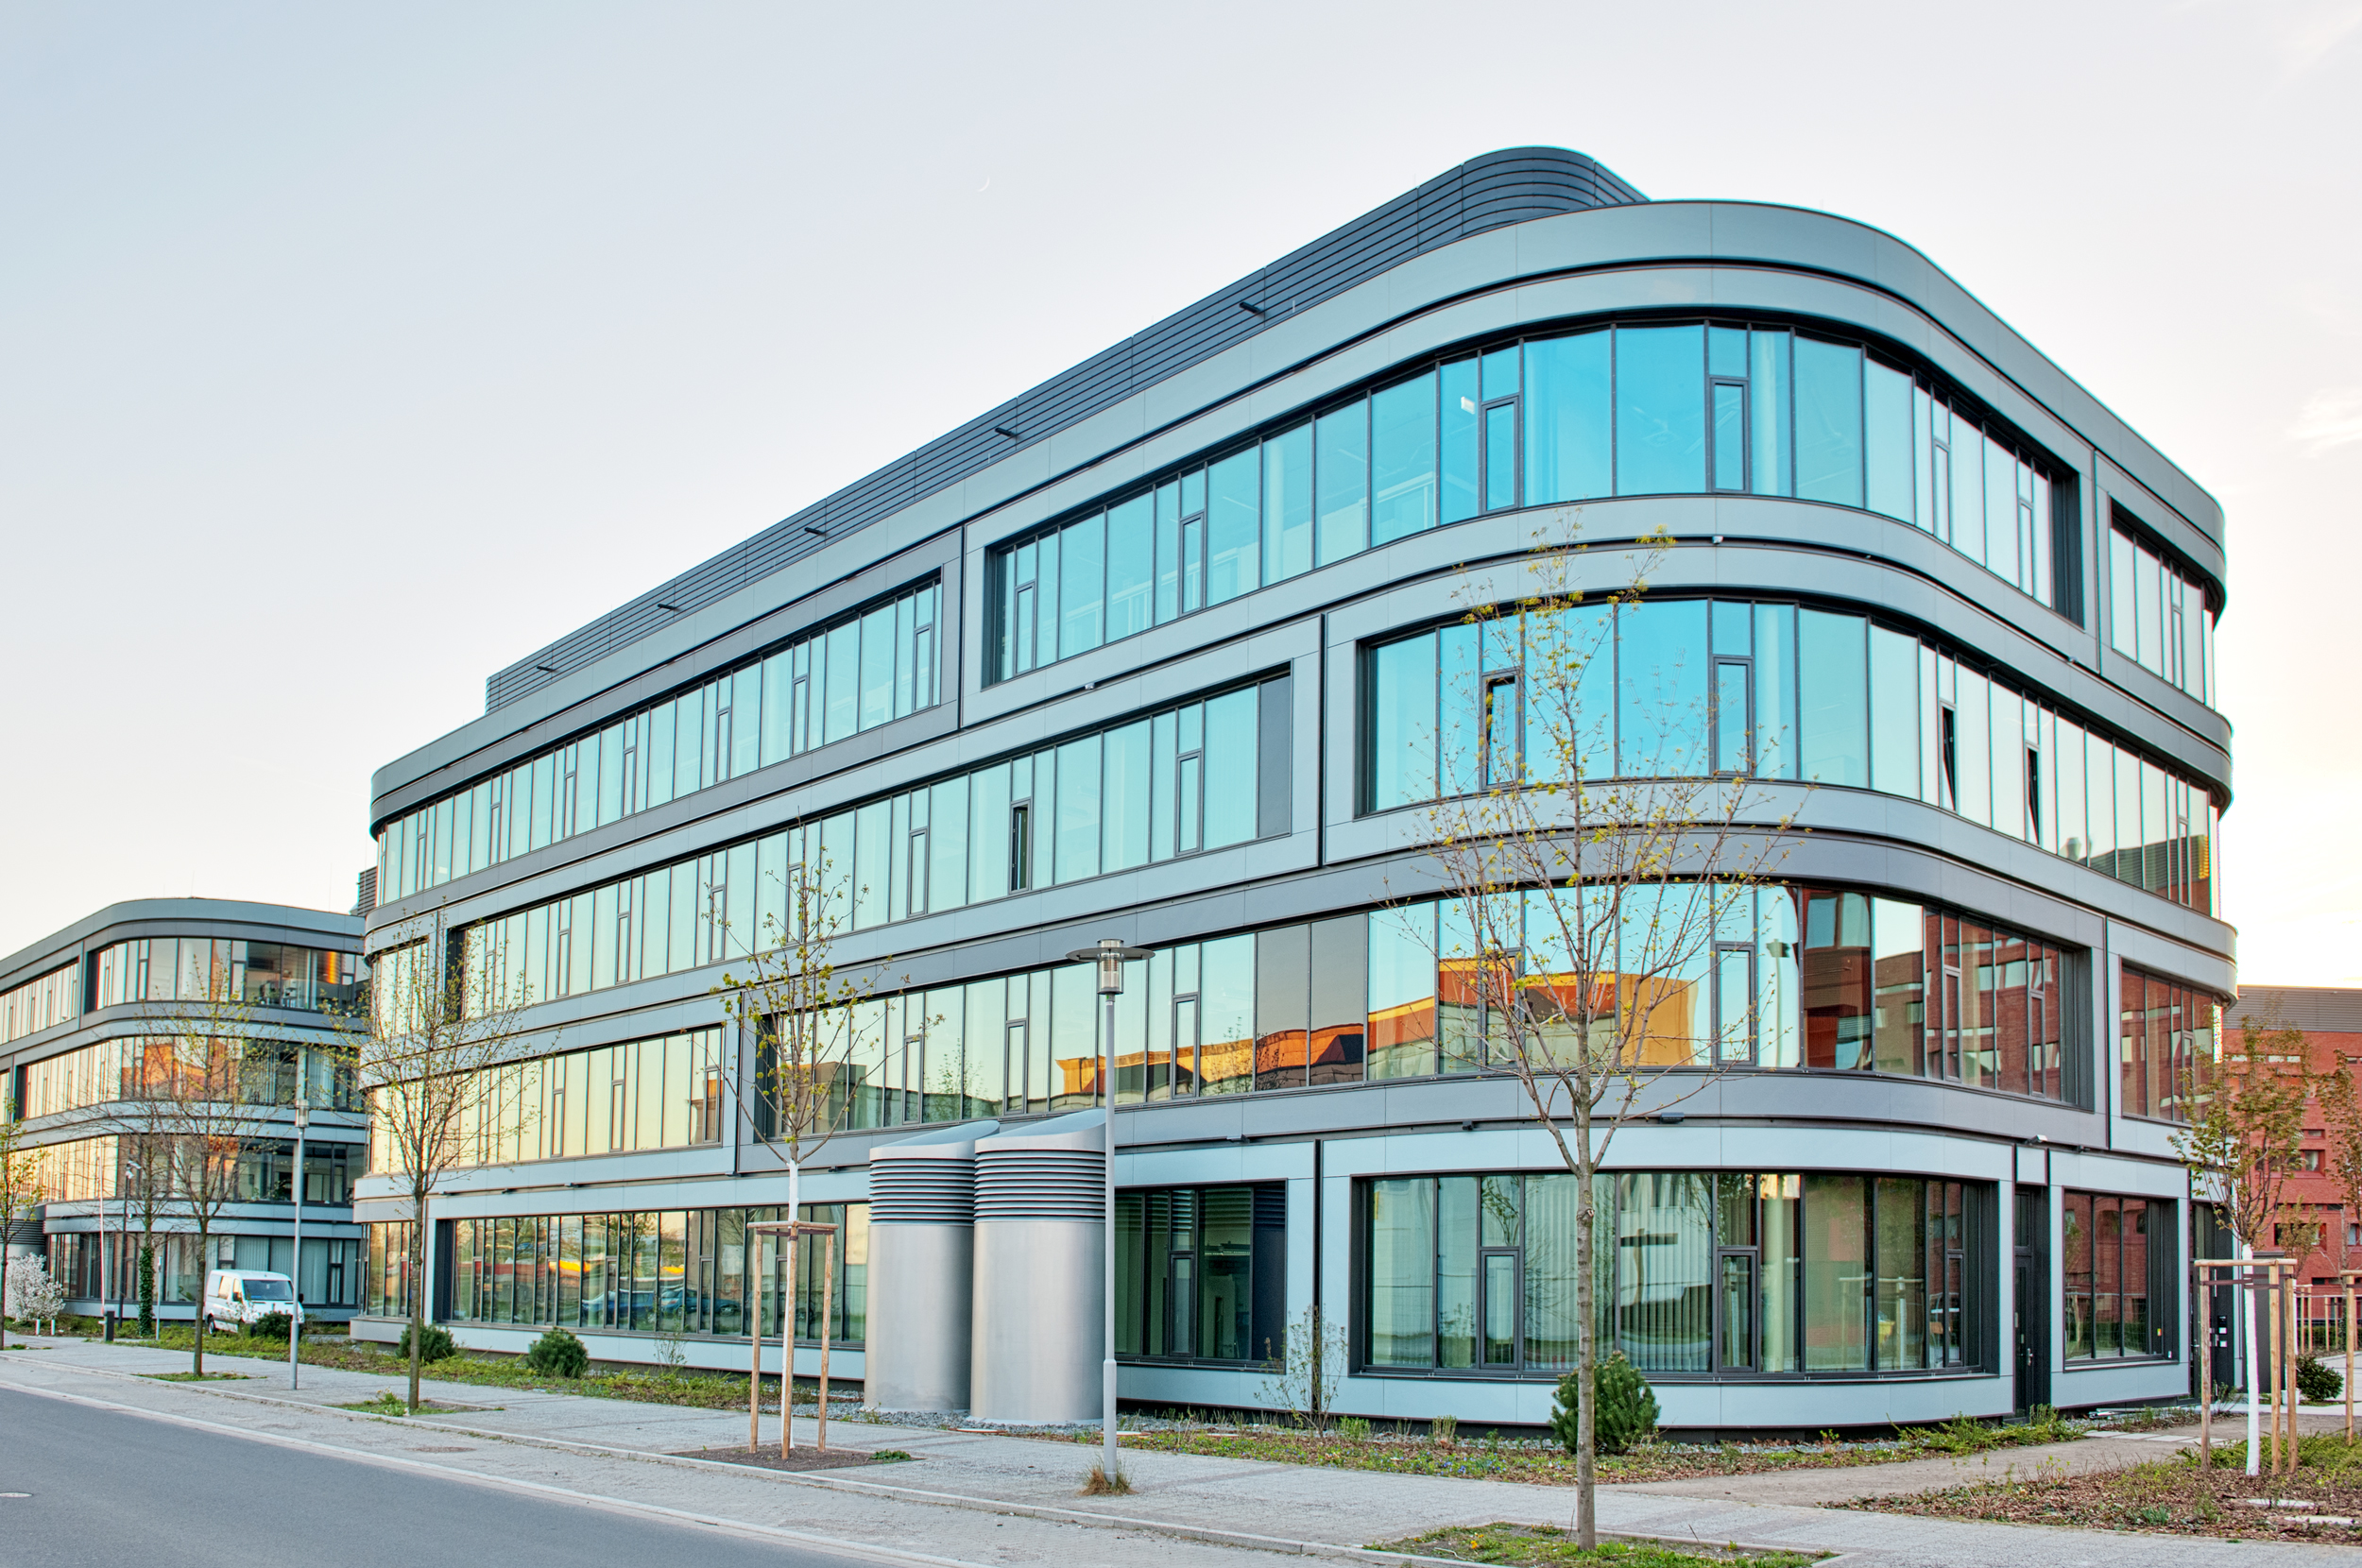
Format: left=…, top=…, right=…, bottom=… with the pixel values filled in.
left=0, top=1337, right=2353, bottom=1567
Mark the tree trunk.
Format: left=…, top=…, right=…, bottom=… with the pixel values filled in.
left=409, top=1196, right=428, bottom=1413
left=1573, top=1135, right=1598, bottom=1549
left=192, top=1222, right=207, bottom=1376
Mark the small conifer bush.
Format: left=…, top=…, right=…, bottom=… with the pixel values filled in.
left=1550, top=1353, right=1659, bottom=1456
left=524, top=1327, right=590, bottom=1378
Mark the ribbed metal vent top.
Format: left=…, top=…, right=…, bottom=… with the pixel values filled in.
left=871, top=1155, right=979, bottom=1225
left=483, top=147, right=1644, bottom=712
left=974, top=1149, right=1104, bottom=1223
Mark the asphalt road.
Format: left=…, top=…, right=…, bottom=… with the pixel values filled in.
left=0, top=1387, right=893, bottom=1568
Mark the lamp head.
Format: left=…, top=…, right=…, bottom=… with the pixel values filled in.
left=1068, top=936, right=1150, bottom=996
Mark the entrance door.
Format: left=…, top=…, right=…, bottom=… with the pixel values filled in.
left=2013, top=1188, right=2049, bottom=1414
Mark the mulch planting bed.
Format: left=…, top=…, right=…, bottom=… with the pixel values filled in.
left=671, top=1444, right=911, bottom=1474
left=1846, top=1433, right=2362, bottom=1542
left=1104, top=1412, right=2094, bottom=1487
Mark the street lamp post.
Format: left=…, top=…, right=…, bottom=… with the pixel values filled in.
left=289, top=1079, right=310, bottom=1391
left=1070, top=937, right=1146, bottom=1489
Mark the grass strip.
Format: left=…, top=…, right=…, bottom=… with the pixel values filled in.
left=1369, top=1525, right=1823, bottom=1566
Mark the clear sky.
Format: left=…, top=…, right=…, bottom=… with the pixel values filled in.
left=3, top=1, right=2355, bottom=980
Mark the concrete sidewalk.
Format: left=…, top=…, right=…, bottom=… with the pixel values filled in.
left=0, top=1336, right=2348, bottom=1567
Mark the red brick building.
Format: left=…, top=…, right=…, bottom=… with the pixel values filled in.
left=2224, top=986, right=2362, bottom=1309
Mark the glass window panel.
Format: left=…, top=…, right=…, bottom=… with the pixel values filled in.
left=1441, top=357, right=1481, bottom=524
left=1874, top=1177, right=1927, bottom=1369
left=1207, top=449, right=1259, bottom=605
left=1262, top=423, right=1313, bottom=584
left=1803, top=1173, right=1869, bottom=1370
left=1060, top=513, right=1105, bottom=657
left=1749, top=330, right=1792, bottom=497
left=1367, top=901, right=1437, bottom=1081
left=1864, top=360, right=1914, bottom=522
left=1371, top=373, right=1438, bottom=543
left=1371, top=635, right=1437, bottom=809
left=1197, top=935, right=1256, bottom=1097
left=1615, top=324, right=1705, bottom=495
left=1955, top=669, right=1992, bottom=827
left=823, top=621, right=858, bottom=744
left=1991, top=686, right=2026, bottom=840
left=1485, top=401, right=1517, bottom=511
left=1868, top=625, right=1919, bottom=797
left=1983, top=438, right=2019, bottom=585
left=1871, top=898, right=1926, bottom=1077
left=1103, top=720, right=1151, bottom=873
left=1203, top=687, right=1259, bottom=848
left=1054, top=736, right=1101, bottom=884
left=1950, top=421, right=1986, bottom=565
left=1106, top=495, right=1154, bottom=642
left=1798, top=610, right=1868, bottom=788
left=1793, top=338, right=1862, bottom=506
left=968, top=764, right=1011, bottom=902
left=1525, top=330, right=1612, bottom=503
left=1314, top=400, right=1369, bottom=565
left=1617, top=599, right=1708, bottom=777
left=1438, top=1175, right=1478, bottom=1368
left=859, top=605, right=897, bottom=731
left=1617, top=1173, right=1713, bottom=1372
left=1367, top=1178, right=1436, bottom=1367
left=1710, top=382, right=1745, bottom=491
left=2109, top=532, right=2137, bottom=657
left=1753, top=604, right=1796, bottom=780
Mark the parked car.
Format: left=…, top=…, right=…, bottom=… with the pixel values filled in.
left=202, top=1270, right=304, bottom=1332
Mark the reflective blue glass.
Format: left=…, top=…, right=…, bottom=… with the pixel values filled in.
left=1106, top=495, right=1154, bottom=642
left=1793, top=338, right=1862, bottom=506
left=1314, top=401, right=1368, bottom=565
left=1615, top=325, right=1705, bottom=495
left=1441, top=358, right=1481, bottom=524
left=1261, top=424, right=1312, bottom=584
left=1371, top=374, right=1437, bottom=543
left=1617, top=598, right=1708, bottom=776
left=1524, top=330, right=1610, bottom=503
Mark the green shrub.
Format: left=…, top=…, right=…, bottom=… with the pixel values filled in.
left=397, top=1322, right=456, bottom=1363
left=2298, top=1354, right=2344, bottom=1404
left=246, top=1311, right=295, bottom=1341
left=1335, top=1416, right=1373, bottom=1440
left=1550, top=1354, right=1659, bottom=1456
left=524, top=1327, right=590, bottom=1378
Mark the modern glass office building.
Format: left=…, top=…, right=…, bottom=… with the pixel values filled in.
left=0, top=898, right=369, bottom=1321
left=356, top=148, right=2231, bottom=1428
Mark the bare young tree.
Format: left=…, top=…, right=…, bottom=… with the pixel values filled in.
left=1409, top=519, right=1796, bottom=1547
left=2177, top=1013, right=2318, bottom=1265
left=712, top=848, right=894, bottom=1442
left=0, top=1102, right=47, bottom=1352
left=345, top=910, right=539, bottom=1413
left=145, top=973, right=277, bottom=1376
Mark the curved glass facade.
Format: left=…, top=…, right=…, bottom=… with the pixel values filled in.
left=990, top=315, right=2074, bottom=684
left=1365, top=597, right=2219, bottom=913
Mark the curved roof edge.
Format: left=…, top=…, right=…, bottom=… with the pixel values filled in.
left=0, top=897, right=363, bottom=992
left=481, top=146, right=1643, bottom=714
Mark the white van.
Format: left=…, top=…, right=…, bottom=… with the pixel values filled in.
left=202, top=1270, right=305, bottom=1332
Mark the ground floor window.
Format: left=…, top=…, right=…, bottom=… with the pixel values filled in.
left=1115, top=1185, right=1285, bottom=1362
left=368, top=1202, right=867, bottom=1344
left=1360, top=1170, right=1986, bottom=1377
left=2063, top=1190, right=2174, bottom=1360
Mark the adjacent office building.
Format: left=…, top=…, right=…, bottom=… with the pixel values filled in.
left=355, top=148, right=2232, bottom=1427
left=0, top=899, right=369, bottom=1321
